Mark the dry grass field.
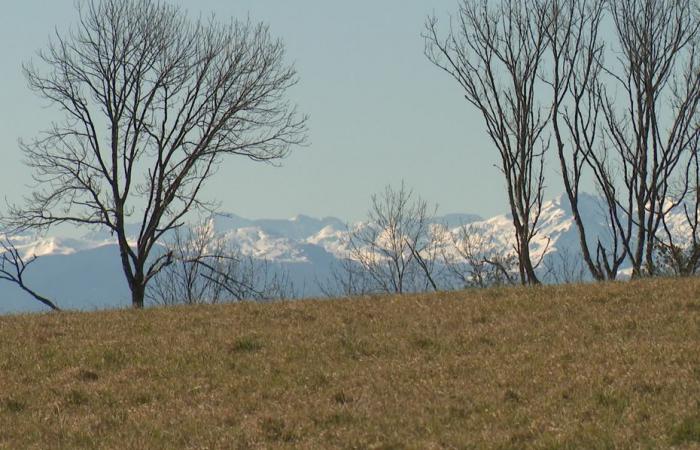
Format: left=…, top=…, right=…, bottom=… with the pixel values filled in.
left=1, top=278, right=700, bottom=449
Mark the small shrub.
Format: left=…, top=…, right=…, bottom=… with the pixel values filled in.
left=504, top=389, right=521, bottom=403
left=338, top=331, right=373, bottom=360
left=77, top=369, right=99, bottom=382
left=230, top=337, right=263, bottom=354
left=66, top=389, right=89, bottom=406
left=323, top=412, right=355, bottom=426
left=594, top=391, right=629, bottom=414
left=477, top=336, right=495, bottom=347
left=132, top=392, right=154, bottom=406
left=632, top=382, right=662, bottom=396
left=260, top=417, right=296, bottom=443
left=2, top=398, right=26, bottom=413
left=472, top=315, right=489, bottom=325
left=686, top=301, right=700, bottom=311
left=671, top=415, right=700, bottom=445
left=101, top=348, right=128, bottom=369
left=333, top=391, right=353, bottom=405
left=413, top=336, right=438, bottom=350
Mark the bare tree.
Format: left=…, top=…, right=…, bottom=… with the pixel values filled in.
left=439, top=224, right=518, bottom=288
left=546, top=0, right=700, bottom=280
left=0, top=238, right=61, bottom=311
left=429, top=0, right=700, bottom=282
left=341, top=183, right=440, bottom=295
left=592, top=0, right=700, bottom=277
left=2, top=0, right=306, bottom=308
left=425, top=0, right=550, bottom=285
left=147, top=221, right=295, bottom=305
left=545, top=0, right=628, bottom=281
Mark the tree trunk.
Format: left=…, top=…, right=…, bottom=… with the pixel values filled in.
left=520, top=243, right=540, bottom=285
left=131, top=279, right=146, bottom=309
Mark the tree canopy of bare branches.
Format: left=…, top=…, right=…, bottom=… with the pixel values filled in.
left=439, top=224, right=519, bottom=289
left=3, top=0, right=306, bottom=308
left=545, top=0, right=627, bottom=281
left=148, top=221, right=294, bottom=306
left=600, top=0, right=700, bottom=277
left=548, top=0, right=700, bottom=279
left=428, top=0, right=700, bottom=282
left=338, top=183, right=440, bottom=295
left=425, top=0, right=550, bottom=285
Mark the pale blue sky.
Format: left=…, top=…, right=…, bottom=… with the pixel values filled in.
left=0, top=1, right=514, bottom=222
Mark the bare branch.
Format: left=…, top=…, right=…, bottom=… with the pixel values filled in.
left=0, top=238, right=61, bottom=311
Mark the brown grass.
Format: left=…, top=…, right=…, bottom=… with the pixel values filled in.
left=1, top=278, right=700, bottom=449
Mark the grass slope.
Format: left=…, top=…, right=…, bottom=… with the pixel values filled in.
left=1, top=279, right=700, bottom=449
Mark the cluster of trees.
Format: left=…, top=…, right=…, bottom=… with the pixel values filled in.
left=425, top=0, right=700, bottom=284
left=326, top=0, right=700, bottom=296
left=4, top=0, right=700, bottom=310
left=320, top=183, right=541, bottom=297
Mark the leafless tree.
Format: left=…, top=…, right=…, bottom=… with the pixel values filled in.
left=147, top=221, right=295, bottom=305
left=439, top=224, right=518, bottom=288
left=593, top=0, right=700, bottom=277
left=545, top=0, right=628, bottom=281
left=0, top=238, right=61, bottom=311
left=430, top=0, right=700, bottom=282
left=2, top=0, right=306, bottom=308
left=342, top=183, right=440, bottom=295
left=425, top=0, right=550, bottom=285
left=546, top=0, right=700, bottom=280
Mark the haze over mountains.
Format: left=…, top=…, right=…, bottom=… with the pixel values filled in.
left=0, top=193, right=692, bottom=314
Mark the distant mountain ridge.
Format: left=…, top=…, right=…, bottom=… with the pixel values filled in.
left=0, top=193, right=691, bottom=314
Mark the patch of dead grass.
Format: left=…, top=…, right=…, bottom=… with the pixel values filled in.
left=0, top=278, right=699, bottom=448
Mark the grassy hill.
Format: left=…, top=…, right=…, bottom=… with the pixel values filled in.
left=1, top=279, right=700, bottom=449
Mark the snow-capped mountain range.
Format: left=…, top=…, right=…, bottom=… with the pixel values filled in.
left=0, top=193, right=692, bottom=314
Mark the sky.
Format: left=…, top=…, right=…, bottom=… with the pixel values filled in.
left=0, top=1, right=518, bottom=222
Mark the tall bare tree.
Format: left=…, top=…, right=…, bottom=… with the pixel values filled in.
left=3, top=0, right=306, bottom=308
left=342, top=183, right=440, bottom=295
left=537, top=0, right=700, bottom=281
left=425, top=0, right=550, bottom=285
left=545, top=0, right=627, bottom=280
left=589, top=0, right=700, bottom=277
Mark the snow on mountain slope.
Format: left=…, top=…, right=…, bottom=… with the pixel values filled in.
left=211, top=213, right=346, bottom=241
left=224, top=227, right=303, bottom=262
left=3, top=234, right=114, bottom=259
left=435, top=196, right=576, bottom=263
left=305, top=224, right=350, bottom=257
